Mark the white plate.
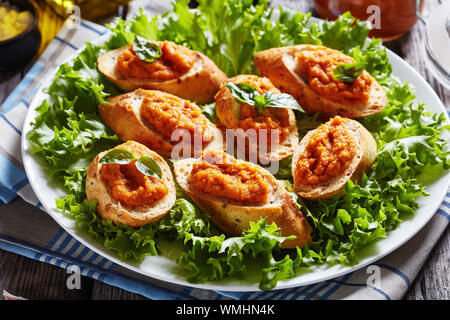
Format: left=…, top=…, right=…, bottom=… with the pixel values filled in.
left=21, top=33, right=450, bottom=292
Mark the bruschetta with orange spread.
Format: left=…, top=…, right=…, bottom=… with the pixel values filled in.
left=98, top=38, right=228, bottom=104
left=174, top=149, right=312, bottom=248
left=255, top=45, right=387, bottom=118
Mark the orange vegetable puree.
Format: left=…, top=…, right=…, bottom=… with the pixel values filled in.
left=189, top=150, right=269, bottom=204
left=140, top=91, right=212, bottom=144
left=100, top=142, right=168, bottom=208
left=239, top=104, right=290, bottom=145
left=296, top=46, right=372, bottom=104
left=295, top=116, right=357, bottom=185
left=226, top=75, right=290, bottom=145
left=117, top=40, right=195, bottom=80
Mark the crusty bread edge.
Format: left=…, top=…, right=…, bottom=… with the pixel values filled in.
left=97, top=45, right=228, bottom=105
left=254, top=45, right=387, bottom=118
left=292, top=119, right=377, bottom=200
left=99, top=89, right=224, bottom=159
left=214, top=76, right=299, bottom=162
left=173, top=156, right=312, bottom=248
left=85, top=142, right=177, bottom=227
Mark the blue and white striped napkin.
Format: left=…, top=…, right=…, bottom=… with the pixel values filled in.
left=0, top=3, right=449, bottom=300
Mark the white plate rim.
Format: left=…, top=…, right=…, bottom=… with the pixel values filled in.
left=20, top=31, right=450, bottom=293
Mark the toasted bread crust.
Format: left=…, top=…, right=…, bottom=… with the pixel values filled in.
left=254, top=45, right=387, bottom=118
left=98, top=89, right=224, bottom=158
left=214, top=75, right=299, bottom=162
left=174, top=155, right=312, bottom=248
left=85, top=141, right=176, bottom=227
left=98, top=45, right=228, bottom=104
left=292, top=118, right=377, bottom=200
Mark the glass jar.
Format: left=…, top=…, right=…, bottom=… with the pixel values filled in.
left=44, top=0, right=132, bottom=21
left=313, top=0, right=424, bottom=41
left=421, top=1, right=450, bottom=89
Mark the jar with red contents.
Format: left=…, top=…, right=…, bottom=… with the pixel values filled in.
left=313, top=0, right=424, bottom=41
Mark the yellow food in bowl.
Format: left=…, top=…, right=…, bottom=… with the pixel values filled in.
left=0, top=5, right=34, bottom=41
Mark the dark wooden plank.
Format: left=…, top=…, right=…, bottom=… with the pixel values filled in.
left=382, top=0, right=449, bottom=300
left=91, top=282, right=147, bottom=300
left=383, top=19, right=450, bottom=109
left=0, top=71, right=22, bottom=110
left=0, top=250, right=93, bottom=300
left=404, top=229, right=450, bottom=300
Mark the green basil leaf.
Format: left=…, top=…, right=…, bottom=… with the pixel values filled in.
left=238, top=83, right=259, bottom=92
left=224, top=82, right=259, bottom=106
left=262, top=92, right=305, bottom=113
left=99, top=148, right=136, bottom=165
left=253, top=95, right=269, bottom=115
left=225, top=82, right=304, bottom=115
left=332, top=60, right=367, bottom=82
left=136, top=156, right=163, bottom=179
left=132, top=36, right=162, bottom=63
left=253, top=94, right=268, bottom=106
left=100, top=149, right=162, bottom=179
left=200, top=102, right=218, bottom=123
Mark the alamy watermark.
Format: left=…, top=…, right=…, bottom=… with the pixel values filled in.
left=66, top=265, right=81, bottom=290
left=66, top=4, right=81, bottom=30
left=366, top=264, right=382, bottom=291
left=367, top=5, right=381, bottom=30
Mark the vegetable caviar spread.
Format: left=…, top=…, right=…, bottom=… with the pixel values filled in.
left=117, top=40, right=195, bottom=80
left=228, top=75, right=290, bottom=144
left=189, top=150, right=269, bottom=204
left=140, top=91, right=212, bottom=144
left=296, top=47, right=372, bottom=104
left=100, top=144, right=168, bottom=208
left=239, top=104, right=290, bottom=145
left=295, top=116, right=357, bottom=185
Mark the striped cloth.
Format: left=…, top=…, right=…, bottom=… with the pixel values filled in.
left=0, top=3, right=449, bottom=300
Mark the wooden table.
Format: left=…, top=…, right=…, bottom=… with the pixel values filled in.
left=0, top=0, right=448, bottom=300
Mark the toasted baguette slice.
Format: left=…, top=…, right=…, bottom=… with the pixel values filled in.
left=214, top=75, right=298, bottom=162
left=254, top=45, right=387, bottom=118
left=86, top=141, right=176, bottom=227
left=98, top=44, right=228, bottom=104
left=99, top=89, right=224, bottom=158
left=174, top=151, right=312, bottom=248
left=292, top=117, right=377, bottom=200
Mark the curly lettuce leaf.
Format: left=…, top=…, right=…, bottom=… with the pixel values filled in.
left=158, top=199, right=212, bottom=238
left=177, top=218, right=303, bottom=290
left=141, top=0, right=311, bottom=76
left=27, top=43, right=121, bottom=200
left=56, top=194, right=158, bottom=262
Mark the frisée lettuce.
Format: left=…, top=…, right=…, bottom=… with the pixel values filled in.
left=27, top=0, right=449, bottom=290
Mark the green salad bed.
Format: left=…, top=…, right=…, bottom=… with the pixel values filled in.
left=27, top=0, right=449, bottom=290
